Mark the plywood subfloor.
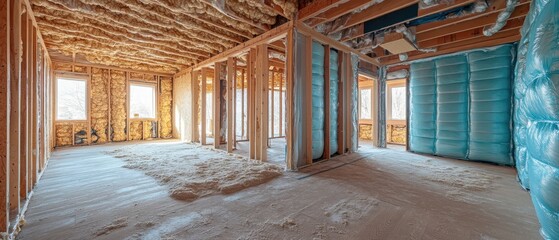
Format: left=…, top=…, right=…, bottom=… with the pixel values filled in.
left=17, top=140, right=540, bottom=240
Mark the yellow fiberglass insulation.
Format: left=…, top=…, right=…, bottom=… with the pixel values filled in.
left=159, top=77, right=173, bottom=138
left=129, top=120, right=143, bottom=141
left=90, top=68, right=110, bottom=144
left=110, top=70, right=127, bottom=141
left=55, top=123, right=73, bottom=147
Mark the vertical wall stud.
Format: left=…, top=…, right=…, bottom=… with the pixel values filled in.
left=213, top=63, right=221, bottom=149
left=323, top=45, right=331, bottom=159
left=226, top=57, right=234, bottom=153
left=200, top=68, right=207, bottom=145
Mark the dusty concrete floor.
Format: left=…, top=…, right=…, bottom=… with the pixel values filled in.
left=17, top=140, right=540, bottom=240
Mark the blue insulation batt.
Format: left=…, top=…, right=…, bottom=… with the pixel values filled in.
left=311, top=41, right=325, bottom=159
left=435, top=56, right=469, bottom=159
left=409, top=45, right=514, bottom=164
left=410, top=61, right=437, bottom=154
left=329, top=49, right=339, bottom=156
left=468, top=46, right=513, bottom=165
left=514, top=0, right=559, bottom=238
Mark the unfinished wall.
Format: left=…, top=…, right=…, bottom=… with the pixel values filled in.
left=90, top=68, right=109, bottom=144
left=1, top=2, right=54, bottom=235
left=110, top=70, right=127, bottom=141
left=53, top=64, right=173, bottom=147
left=159, top=77, right=173, bottom=138
left=172, top=72, right=192, bottom=141
left=359, top=124, right=373, bottom=140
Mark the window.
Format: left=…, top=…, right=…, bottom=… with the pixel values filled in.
left=56, top=78, right=87, bottom=120
left=387, top=80, right=407, bottom=120
left=130, top=83, right=156, bottom=119
left=359, top=88, right=372, bottom=120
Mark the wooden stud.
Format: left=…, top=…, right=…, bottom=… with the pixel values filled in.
left=19, top=10, right=28, bottom=200
left=285, top=27, right=295, bottom=169
left=323, top=45, right=331, bottom=159
left=191, top=70, right=200, bottom=143
left=270, top=71, right=274, bottom=138
left=305, top=37, right=313, bottom=165
left=241, top=69, right=245, bottom=140
left=226, top=57, right=234, bottom=153
left=1, top=0, right=10, bottom=232
left=200, top=68, right=207, bottom=145
left=278, top=72, right=283, bottom=137
left=87, top=66, right=91, bottom=145
left=126, top=72, right=130, bottom=141
left=233, top=64, right=237, bottom=147
left=256, top=44, right=269, bottom=161
left=9, top=0, right=21, bottom=212
left=248, top=49, right=256, bottom=159
left=213, top=63, right=221, bottom=148
left=107, top=69, right=111, bottom=142
left=30, top=26, right=37, bottom=187
left=337, top=52, right=345, bottom=154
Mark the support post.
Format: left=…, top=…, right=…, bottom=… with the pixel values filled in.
left=255, top=44, right=269, bottom=161
left=1, top=0, right=11, bottom=232
left=323, top=45, right=330, bottom=159
left=191, top=70, right=199, bottom=143
left=213, top=63, right=221, bottom=149
left=8, top=0, right=21, bottom=212
left=20, top=10, right=28, bottom=200
left=226, top=57, right=234, bottom=153
left=305, top=37, right=313, bottom=165
left=248, top=49, right=256, bottom=159
left=337, top=51, right=345, bottom=154
left=285, top=27, right=295, bottom=169
left=200, top=68, right=207, bottom=145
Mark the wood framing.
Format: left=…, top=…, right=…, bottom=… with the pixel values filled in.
left=191, top=70, right=200, bottom=143
left=248, top=49, right=256, bottom=159
left=213, top=62, right=222, bottom=148
left=284, top=26, right=295, bottom=169
left=1, top=0, right=9, bottom=232
left=226, top=57, right=235, bottom=153
left=304, top=36, right=313, bottom=165
left=337, top=50, right=345, bottom=154
left=200, top=68, right=207, bottom=145
left=9, top=0, right=21, bottom=212
left=323, top=45, right=331, bottom=160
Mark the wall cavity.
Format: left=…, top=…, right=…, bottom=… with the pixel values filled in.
left=160, top=77, right=173, bottom=138
left=110, top=70, right=127, bottom=142
left=90, top=68, right=110, bottom=144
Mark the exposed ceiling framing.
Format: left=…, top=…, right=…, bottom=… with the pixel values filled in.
left=299, top=0, right=530, bottom=66
left=30, top=0, right=297, bottom=73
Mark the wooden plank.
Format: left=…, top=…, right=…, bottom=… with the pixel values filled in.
left=382, top=33, right=520, bottom=65
left=259, top=45, right=269, bottom=161
left=30, top=26, right=37, bottom=187
left=1, top=0, right=10, bottom=232
left=418, top=17, right=524, bottom=48
left=278, top=72, right=283, bottom=137
left=20, top=10, right=28, bottom=200
left=334, top=0, right=419, bottom=33
left=323, top=45, right=331, bottom=160
left=248, top=49, right=256, bottom=159
left=213, top=63, right=221, bottom=148
left=295, top=22, right=380, bottom=66
left=337, top=50, right=345, bottom=154
left=284, top=28, right=295, bottom=169
left=416, top=0, right=529, bottom=33
left=9, top=0, right=21, bottom=211
left=200, top=68, right=207, bottom=145
left=270, top=71, right=274, bottom=138
left=305, top=36, right=313, bottom=165
left=298, top=0, right=345, bottom=22
left=416, top=3, right=529, bottom=42
left=191, top=70, right=200, bottom=143
left=226, top=57, right=234, bottom=153
left=345, top=52, right=353, bottom=152
left=176, top=21, right=291, bottom=76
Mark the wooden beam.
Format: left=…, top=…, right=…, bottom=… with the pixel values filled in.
left=296, top=22, right=380, bottom=66
left=345, top=52, right=354, bottom=152
left=418, top=17, right=524, bottom=48
left=9, top=0, right=21, bottom=212
left=248, top=49, right=256, bottom=159
left=213, top=63, right=221, bottom=148
left=382, top=32, right=520, bottom=65
left=191, top=70, right=200, bottom=143
left=270, top=71, right=274, bottom=138
left=20, top=10, right=28, bottom=200
left=255, top=44, right=269, bottom=161
left=416, top=0, right=530, bottom=33
left=226, top=57, right=234, bottom=153
left=323, top=45, right=331, bottom=160
left=337, top=50, right=345, bottom=154
left=331, top=0, right=419, bottom=32
left=284, top=27, right=295, bottom=169
left=298, top=0, right=345, bottom=22
left=177, top=21, right=291, bottom=76
left=51, top=60, right=174, bottom=78
left=200, top=68, right=207, bottom=145
left=1, top=0, right=10, bottom=232
left=30, top=26, right=37, bottom=187
left=305, top=36, right=313, bottom=165
left=416, top=2, right=529, bottom=42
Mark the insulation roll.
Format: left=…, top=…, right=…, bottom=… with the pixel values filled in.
left=514, top=0, right=559, bottom=237
left=410, top=61, right=437, bottom=154
left=434, top=55, right=469, bottom=158
left=311, top=41, right=325, bottom=160
left=468, top=46, right=513, bottom=165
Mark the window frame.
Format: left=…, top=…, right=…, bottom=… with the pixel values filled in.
left=386, top=79, right=407, bottom=122
left=129, top=81, right=158, bottom=120
left=55, top=74, right=89, bottom=122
